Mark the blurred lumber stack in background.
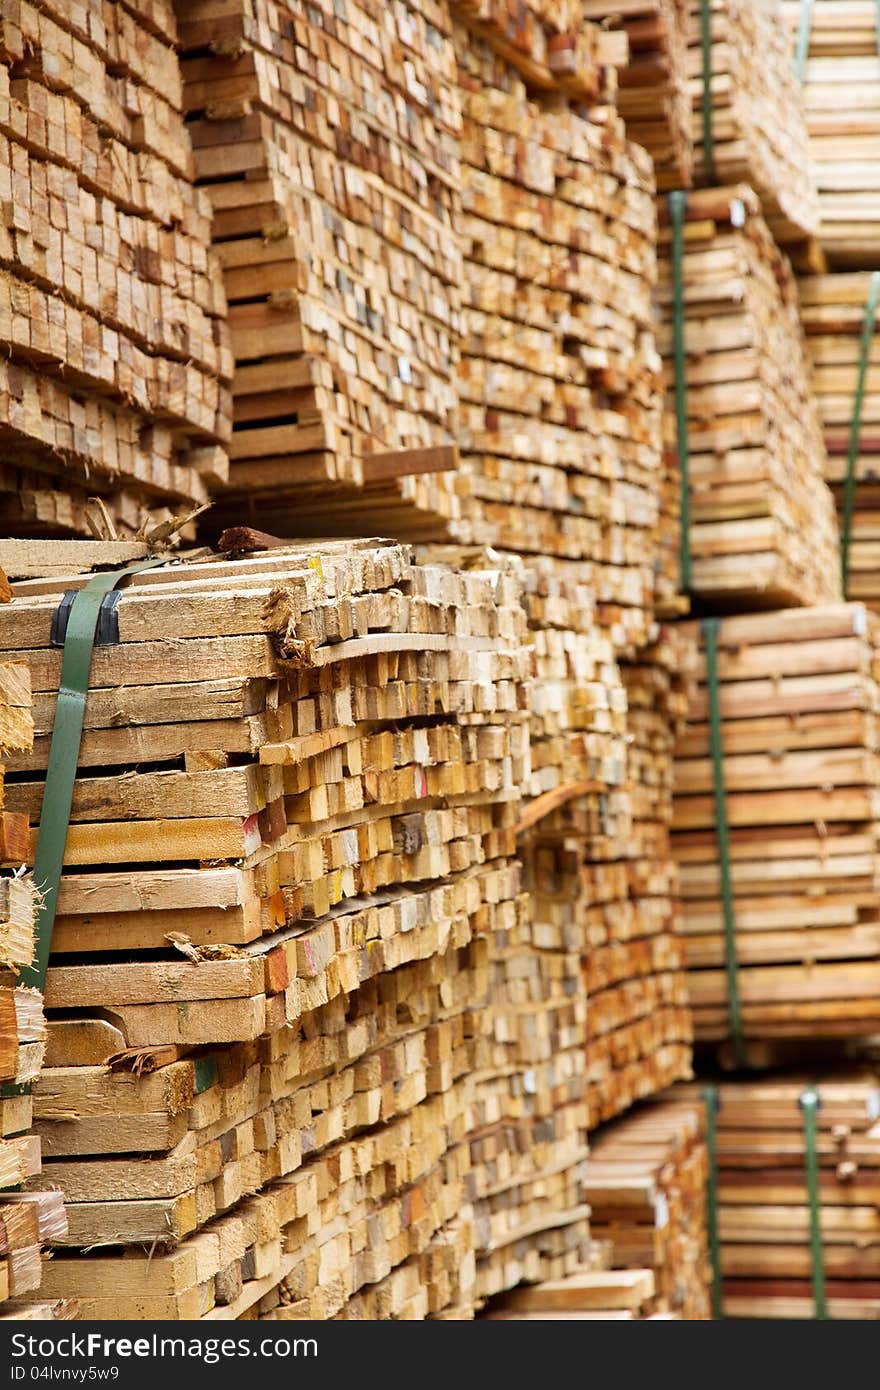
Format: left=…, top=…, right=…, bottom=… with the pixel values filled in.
left=687, top=0, right=818, bottom=244
left=584, top=0, right=692, bottom=191
left=684, top=1074, right=880, bottom=1318
left=799, top=271, right=880, bottom=606
left=584, top=1095, right=711, bottom=1318
left=657, top=187, right=840, bottom=612
left=673, top=605, right=880, bottom=1048
left=0, top=0, right=231, bottom=538
left=783, top=0, right=880, bottom=267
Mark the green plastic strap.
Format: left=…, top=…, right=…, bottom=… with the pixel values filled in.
left=669, top=190, right=691, bottom=593
left=18, top=558, right=169, bottom=996
left=840, top=271, right=880, bottom=598
left=703, top=1084, right=723, bottom=1319
left=800, top=1086, right=827, bottom=1319
left=702, top=618, right=745, bottom=1068
left=699, top=0, right=716, bottom=183
left=795, top=0, right=815, bottom=82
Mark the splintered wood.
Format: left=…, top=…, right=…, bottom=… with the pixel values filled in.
left=685, top=1075, right=880, bottom=1318
left=0, top=0, right=230, bottom=538
left=783, top=0, right=880, bottom=266
left=658, top=187, right=840, bottom=610
left=687, top=0, right=818, bottom=242
left=583, top=0, right=692, bottom=191
left=176, top=0, right=461, bottom=497
left=0, top=648, right=68, bottom=1316
left=584, top=1098, right=711, bottom=1318
left=673, top=605, right=880, bottom=1045
left=799, top=272, right=880, bottom=605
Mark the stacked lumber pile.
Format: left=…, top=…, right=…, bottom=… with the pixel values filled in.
left=799, top=273, right=880, bottom=605
left=783, top=0, right=880, bottom=266
left=32, top=941, right=491, bottom=1319
left=0, top=648, right=69, bottom=1316
left=584, top=1097, right=711, bottom=1318
left=658, top=187, right=840, bottom=610
left=687, top=1074, right=880, bottom=1318
left=0, top=0, right=230, bottom=538
left=0, top=541, right=528, bottom=1050
left=200, top=15, right=662, bottom=658
left=673, top=604, right=880, bottom=1046
left=583, top=0, right=692, bottom=191
left=520, top=627, right=694, bottom=1134
left=443, top=34, right=661, bottom=654
left=176, top=0, right=461, bottom=507
left=481, top=1268, right=665, bottom=1319
left=0, top=538, right=535, bottom=1318
left=687, top=0, right=818, bottom=242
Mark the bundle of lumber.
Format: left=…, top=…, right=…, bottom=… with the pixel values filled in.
left=0, top=652, right=69, bottom=1316
left=204, top=27, right=662, bottom=658
left=0, top=536, right=550, bottom=1318
left=583, top=0, right=692, bottom=191
left=0, top=539, right=529, bottom=1054
left=584, top=1097, right=711, bottom=1318
left=658, top=186, right=840, bottom=611
left=31, top=938, right=496, bottom=1319
left=0, top=0, right=230, bottom=538
left=176, top=0, right=461, bottom=503
left=682, top=1074, right=880, bottom=1318
left=799, top=272, right=880, bottom=605
left=782, top=0, right=880, bottom=266
left=521, top=626, right=694, bottom=1132
left=448, top=59, right=662, bottom=653
left=673, top=604, right=880, bottom=1047
left=687, top=0, right=818, bottom=242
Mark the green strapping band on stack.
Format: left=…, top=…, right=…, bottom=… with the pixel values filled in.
left=795, top=0, right=815, bottom=82
left=18, top=557, right=169, bottom=997
left=703, top=1084, right=723, bottom=1318
left=669, top=190, right=691, bottom=593
left=699, top=0, right=716, bottom=183
left=800, top=1085, right=827, bottom=1319
left=702, top=617, right=745, bottom=1068
left=840, top=271, right=880, bottom=598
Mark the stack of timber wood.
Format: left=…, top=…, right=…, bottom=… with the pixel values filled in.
left=583, top=0, right=692, bottom=191
left=658, top=186, right=840, bottom=611
left=0, top=648, right=70, bottom=1317
left=783, top=0, right=880, bottom=266
left=442, top=30, right=661, bottom=653
left=0, top=540, right=529, bottom=1052
left=673, top=604, right=880, bottom=1046
left=799, top=273, right=880, bottom=606
left=687, top=0, right=818, bottom=243
left=683, top=1074, right=880, bottom=1318
left=520, top=626, right=694, bottom=1134
left=175, top=0, right=462, bottom=504
left=0, top=0, right=231, bottom=538
left=584, top=1097, right=711, bottom=1318
left=31, top=940, right=494, bottom=1319
left=198, top=13, right=662, bottom=658
left=0, top=537, right=539, bottom=1319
